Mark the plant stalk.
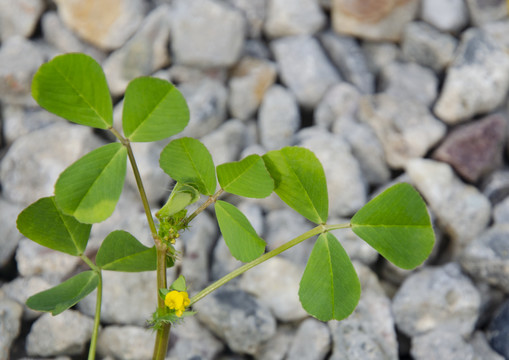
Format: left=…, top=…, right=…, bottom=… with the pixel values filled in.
left=182, top=189, right=224, bottom=226
left=88, top=270, right=102, bottom=360
left=190, top=222, right=351, bottom=305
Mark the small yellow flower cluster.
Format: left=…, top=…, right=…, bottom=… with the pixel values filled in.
left=164, top=290, right=190, bottom=317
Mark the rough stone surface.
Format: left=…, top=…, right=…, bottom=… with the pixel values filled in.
left=406, top=159, right=491, bottom=253
left=392, top=263, right=481, bottom=337
left=227, top=57, right=277, bottom=121
left=256, top=325, right=295, bottom=360
left=225, top=0, right=266, bottom=39
left=78, top=271, right=160, bottom=326
left=263, top=0, right=325, bottom=38
left=179, top=79, right=228, bottom=138
left=379, top=61, right=438, bottom=106
left=314, top=82, right=361, bottom=130
left=0, top=36, right=44, bottom=106
left=471, top=331, right=505, bottom=360
left=466, top=0, right=507, bottom=26
left=0, top=291, right=23, bottom=360
left=461, top=224, right=509, bottom=293
left=167, top=316, right=224, bottom=360
left=194, top=287, right=276, bottom=355
left=362, top=41, right=401, bottom=74
left=103, top=4, right=173, bottom=95
left=494, top=196, right=509, bottom=224
left=482, top=169, right=509, bottom=205
left=271, top=35, right=341, bottom=109
left=0, top=198, right=23, bottom=268
left=239, top=257, right=307, bottom=322
left=15, top=239, right=81, bottom=283
left=53, top=0, right=145, bottom=50
left=298, top=129, right=367, bottom=217
left=0, top=123, right=103, bottom=205
left=201, top=119, right=248, bottom=165
left=331, top=0, right=419, bottom=41
left=329, top=263, right=398, bottom=360
left=319, top=32, right=375, bottom=94
left=420, top=0, right=469, bottom=33
left=26, top=311, right=94, bottom=357
left=411, top=329, right=477, bottom=360
left=0, top=0, right=45, bottom=41
left=1, top=276, right=52, bottom=320
left=258, top=85, right=300, bottom=151
left=170, top=0, right=245, bottom=68
left=401, top=21, right=458, bottom=73
left=487, top=300, right=509, bottom=359
left=97, top=325, right=154, bottom=360
left=433, top=114, right=507, bottom=182
left=287, top=318, right=331, bottom=360
left=434, top=28, right=509, bottom=124
left=358, top=94, right=446, bottom=169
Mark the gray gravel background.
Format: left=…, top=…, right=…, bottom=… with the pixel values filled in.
left=1, top=0, right=509, bottom=359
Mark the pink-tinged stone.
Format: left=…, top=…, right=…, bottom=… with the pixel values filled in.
left=433, top=114, right=507, bottom=183
left=54, top=0, right=145, bottom=50
left=331, top=0, right=419, bottom=41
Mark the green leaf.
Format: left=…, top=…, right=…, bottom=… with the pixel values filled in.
left=26, top=271, right=99, bottom=315
left=96, top=230, right=156, bottom=272
left=31, top=53, right=112, bottom=129
left=170, top=275, right=187, bottom=292
left=157, top=182, right=200, bottom=218
left=217, top=154, right=274, bottom=198
left=299, top=233, right=360, bottom=321
left=263, top=147, right=328, bottom=224
left=55, top=142, right=127, bottom=224
left=122, top=77, right=190, bottom=142
left=159, top=137, right=216, bottom=195
left=215, top=200, right=265, bottom=262
left=17, top=197, right=91, bottom=256
left=351, top=183, right=435, bottom=270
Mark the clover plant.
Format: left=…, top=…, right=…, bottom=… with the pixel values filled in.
left=16, top=53, right=435, bottom=360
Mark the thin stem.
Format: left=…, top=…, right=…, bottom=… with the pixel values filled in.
left=190, top=222, right=351, bottom=305
left=182, top=189, right=224, bottom=226
left=152, top=325, right=171, bottom=360
left=88, top=271, right=102, bottom=360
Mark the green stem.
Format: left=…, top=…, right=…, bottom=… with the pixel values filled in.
left=88, top=271, right=102, bottom=360
left=182, top=189, right=224, bottom=227
left=190, top=222, right=351, bottom=305
left=109, top=127, right=171, bottom=359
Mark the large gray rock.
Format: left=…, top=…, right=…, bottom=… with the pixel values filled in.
left=194, top=287, right=277, bottom=355
left=167, top=316, right=224, bottom=360
left=0, top=198, right=23, bottom=268
left=54, top=0, right=145, bottom=50
left=264, top=0, right=325, bottom=38
left=379, top=62, right=438, bottom=107
left=466, top=0, right=507, bottom=26
left=97, top=325, right=154, bottom=360
left=179, top=79, right=228, bottom=138
left=461, top=224, right=509, bottom=293
left=26, top=310, right=94, bottom=357
left=362, top=41, right=400, bottom=74
left=228, top=57, right=277, bottom=121
left=287, top=318, right=331, bottom=360
left=239, top=257, right=307, bottom=322
left=392, top=263, right=480, bottom=337
left=271, top=35, right=341, bottom=109
left=314, top=82, right=360, bottom=130
left=180, top=212, right=218, bottom=292
left=358, top=95, right=446, bottom=169
left=434, top=28, right=509, bottom=124
left=401, top=21, right=458, bottom=73
left=225, top=0, right=266, bottom=38
left=298, top=129, right=367, bottom=217
left=16, top=239, right=81, bottom=283
left=201, top=119, right=249, bottom=165
left=432, top=114, right=507, bottom=182
left=103, top=4, right=173, bottom=95
left=78, top=271, right=160, bottom=326
left=420, top=0, right=469, bottom=33
left=170, top=0, right=245, bottom=68
left=0, top=36, right=44, bottom=106
left=0, top=123, right=103, bottom=205
left=1, top=276, right=52, bottom=320
left=411, top=329, right=477, bottom=360
left=0, top=0, right=45, bottom=41
left=406, top=159, right=491, bottom=253
left=0, top=291, right=23, bottom=360
left=329, top=263, right=398, bottom=360
left=258, top=85, right=300, bottom=151
left=256, top=325, right=295, bottom=360
left=319, top=32, right=375, bottom=94
left=331, top=0, right=419, bottom=41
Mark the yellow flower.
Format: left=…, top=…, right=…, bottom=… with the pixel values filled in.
left=164, top=290, right=190, bottom=317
